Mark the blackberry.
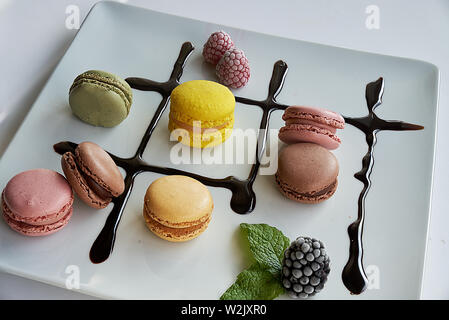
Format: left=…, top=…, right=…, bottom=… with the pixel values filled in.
left=281, top=236, right=330, bottom=299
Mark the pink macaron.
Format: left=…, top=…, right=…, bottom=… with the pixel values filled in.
left=1, top=169, right=74, bottom=236
left=278, top=106, right=345, bottom=150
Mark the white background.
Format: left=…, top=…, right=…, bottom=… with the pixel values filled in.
left=0, top=0, right=448, bottom=299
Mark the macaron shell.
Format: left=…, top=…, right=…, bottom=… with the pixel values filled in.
left=2, top=204, right=72, bottom=236
left=282, top=106, right=345, bottom=129
left=279, top=124, right=341, bottom=150
left=71, top=70, right=133, bottom=109
left=61, top=152, right=111, bottom=209
left=75, top=142, right=124, bottom=197
left=277, top=143, right=339, bottom=194
left=2, top=169, right=73, bottom=221
left=144, top=175, right=213, bottom=228
left=69, top=83, right=129, bottom=127
left=170, top=80, right=235, bottom=121
left=143, top=208, right=211, bottom=242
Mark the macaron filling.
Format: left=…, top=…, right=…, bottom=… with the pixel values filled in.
left=284, top=119, right=337, bottom=133
left=144, top=203, right=210, bottom=228
left=279, top=124, right=341, bottom=143
left=2, top=202, right=73, bottom=236
left=83, top=173, right=115, bottom=200
left=275, top=173, right=337, bottom=201
left=143, top=207, right=210, bottom=240
left=1, top=191, right=73, bottom=226
left=169, top=114, right=232, bottom=133
left=282, top=107, right=345, bottom=129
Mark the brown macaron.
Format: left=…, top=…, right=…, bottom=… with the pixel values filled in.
left=61, top=141, right=125, bottom=209
left=275, top=143, right=339, bottom=204
left=143, top=175, right=213, bottom=242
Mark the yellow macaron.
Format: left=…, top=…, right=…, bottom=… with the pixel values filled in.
left=143, top=175, right=213, bottom=242
left=168, top=80, right=235, bottom=148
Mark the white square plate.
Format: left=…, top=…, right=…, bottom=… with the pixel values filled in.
left=0, top=1, right=438, bottom=299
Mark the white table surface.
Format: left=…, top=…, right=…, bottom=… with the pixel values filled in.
left=0, top=0, right=448, bottom=300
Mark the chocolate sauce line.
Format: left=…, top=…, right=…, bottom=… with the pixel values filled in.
left=55, top=141, right=254, bottom=215
left=234, top=60, right=289, bottom=211
left=54, top=43, right=289, bottom=263
left=341, top=77, right=424, bottom=295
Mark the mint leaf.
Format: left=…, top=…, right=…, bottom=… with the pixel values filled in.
left=220, top=263, right=285, bottom=300
left=240, top=223, right=290, bottom=275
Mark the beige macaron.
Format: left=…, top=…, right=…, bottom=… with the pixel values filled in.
left=143, top=175, right=213, bottom=242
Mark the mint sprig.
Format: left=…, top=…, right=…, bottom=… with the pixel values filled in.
left=220, top=223, right=291, bottom=300
left=240, top=223, right=290, bottom=275
left=220, top=263, right=285, bottom=300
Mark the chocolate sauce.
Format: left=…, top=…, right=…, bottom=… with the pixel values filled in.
left=341, top=77, right=424, bottom=294
left=54, top=40, right=424, bottom=296
left=54, top=42, right=289, bottom=263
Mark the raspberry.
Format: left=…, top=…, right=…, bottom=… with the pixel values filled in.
left=216, top=48, right=250, bottom=89
left=202, top=31, right=234, bottom=65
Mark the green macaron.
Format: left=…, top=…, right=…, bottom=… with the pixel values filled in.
left=69, top=70, right=133, bottom=127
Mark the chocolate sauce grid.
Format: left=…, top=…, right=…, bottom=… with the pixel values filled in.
left=54, top=41, right=423, bottom=296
